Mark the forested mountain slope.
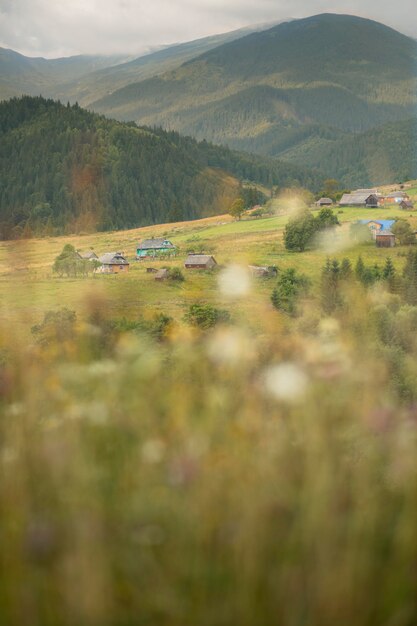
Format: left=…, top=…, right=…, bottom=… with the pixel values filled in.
left=0, top=96, right=322, bottom=239
left=52, top=22, right=286, bottom=107
left=0, top=47, right=127, bottom=102
left=280, top=118, right=417, bottom=188
left=91, top=14, right=417, bottom=163
left=0, top=22, right=282, bottom=106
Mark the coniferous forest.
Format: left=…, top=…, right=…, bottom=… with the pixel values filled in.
left=0, top=96, right=323, bottom=239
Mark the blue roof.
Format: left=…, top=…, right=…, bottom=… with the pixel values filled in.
left=359, top=220, right=396, bottom=231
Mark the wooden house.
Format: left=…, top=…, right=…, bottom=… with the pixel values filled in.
left=315, top=197, right=333, bottom=207
left=339, top=192, right=379, bottom=207
left=184, top=254, right=217, bottom=270
left=96, top=252, right=130, bottom=274
left=376, top=232, right=395, bottom=248
left=382, top=191, right=410, bottom=205
left=136, top=238, right=176, bottom=259
left=400, top=200, right=415, bottom=211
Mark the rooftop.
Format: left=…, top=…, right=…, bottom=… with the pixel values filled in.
left=185, top=254, right=217, bottom=265
left=137, top=238, right=175, bottom=250
left=99, top=252, right=129, bottom=265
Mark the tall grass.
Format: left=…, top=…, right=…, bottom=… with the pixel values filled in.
left=0, top=275, right=417, bottom=626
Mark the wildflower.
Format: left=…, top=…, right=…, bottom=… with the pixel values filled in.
left=263, top=362, right=309, bottom=403
left=218, top=264, right=251, bottom=298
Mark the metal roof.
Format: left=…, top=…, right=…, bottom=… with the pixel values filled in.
left=185, top=254, right=217, bottom=265
left=359, top=220, right=396, bottom=231
left=137, top=238, right=175, bottom=250
left=79, top=251, right=98, bottom=259
left=99, top=252, right=129, bottom=265
left=340, top=193, right=376, bottom=205
left=386, top=191, right=408, bottom=198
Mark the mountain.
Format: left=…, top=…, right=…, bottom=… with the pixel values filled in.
left=0, top=47, right=129, bottom=101
left=0, top=96, right=323, bottom=240
left=90, top=14, right=417, bottom=174
left=53, top=21, right=289, bottom=107
left=280, top=118, right=417, bottom=188
left=0, top=21, right=286, bottom=106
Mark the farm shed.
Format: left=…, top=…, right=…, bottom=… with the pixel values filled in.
left=154, top=269, right=169, bottom=281
left=315, top=197, right=333, bottom=206
left=376, top=232, right=395, bottom=248
left=339, top=192, right=379, bottom=207
left=184, top=254, right=217, bottom=270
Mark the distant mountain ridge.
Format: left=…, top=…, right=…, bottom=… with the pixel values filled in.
left=1, top=14, right=416, bottom=189
left=89, top=13, right=417, bottom=185
left=0, top=20, right=287, bottom=106
left=0, top=47, right=129, bottom=101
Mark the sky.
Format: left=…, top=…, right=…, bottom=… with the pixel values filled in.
left=0, top=0, right=416, bottom=58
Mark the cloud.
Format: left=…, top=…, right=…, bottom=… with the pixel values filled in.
left=0, top=0, right=416, bottom=58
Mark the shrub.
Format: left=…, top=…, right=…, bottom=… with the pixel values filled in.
left=185, top=303, right=230, bottom=329
left=271, top=268, right=310, bottom=316
left=169, top=268, right=185, bottom=282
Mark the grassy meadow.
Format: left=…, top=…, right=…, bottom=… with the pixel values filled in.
left=1, top=193, right=416, bottom=333
left=1, top=191, right=417, bottom=625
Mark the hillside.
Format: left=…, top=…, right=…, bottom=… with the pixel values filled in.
left=0, top=47, right=128, bottom=101
left=280, top=118, right=417, bottom=187
left=91, top=14, right=417, bottom=180
left=0, top=96, right=323, bottom=240
left=0, top=22, right=282, bottom=106
left=52, top=22, right=287, bottom=107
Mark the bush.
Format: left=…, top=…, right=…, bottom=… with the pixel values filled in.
left=271, top=268, right=310, bottom=316
left=169, top=267, right=185, bottom=282
left=185, top=303, right=231, bottom=329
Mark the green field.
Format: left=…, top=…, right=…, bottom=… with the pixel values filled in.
left=1, top=196, right=416, bottom=334
left=2, top=193, right=417, bottom=626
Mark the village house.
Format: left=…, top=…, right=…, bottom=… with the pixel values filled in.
left=339, top=191, right=379, bottom=207
left=136, top=238, right=176, bottom=259
left=376, top=231, right=396, bottom=248
left=381, top=191, right=410, bottom=205
left=315, top=197, right=333, bottom=207
left=358, top=219, right=396, bottom=240
left=184, top=254, right=217, bottom=270
left=96, top=252, right=130, bottom=274
left=400, top=200, right=415, bottom=211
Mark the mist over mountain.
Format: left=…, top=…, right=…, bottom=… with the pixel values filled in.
left=1, top=14, right=416, bottom=190
left=89, top=14, right=417, bottom=185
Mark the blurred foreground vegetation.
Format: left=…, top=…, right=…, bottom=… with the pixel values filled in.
left=1, top=246, right=417, bottom=626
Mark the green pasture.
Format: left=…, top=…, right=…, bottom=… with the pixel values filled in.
left=1, top=204, right=416, bottom=333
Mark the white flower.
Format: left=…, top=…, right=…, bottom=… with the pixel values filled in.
left=206, top=327, right=253, bottom=366
left=218, top=264, right=251, bottom=298
left=263, top=362, right=309, bottom=403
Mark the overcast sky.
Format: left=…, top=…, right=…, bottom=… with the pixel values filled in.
left=0, top=0, right=416, bottom=58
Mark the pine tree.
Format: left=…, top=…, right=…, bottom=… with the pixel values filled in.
left=320, top=258, right=343, bottom=314
left=340, top=258, right=352, bottom=280
left=355, top=256, right=366, bottom=283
